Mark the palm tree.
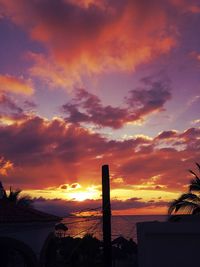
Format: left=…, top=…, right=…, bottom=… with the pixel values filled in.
left=7, top=187, right=33, bottom=207
left=0, top=181, right=33, bottom=207
left=168, top=163, right=200, bottom=215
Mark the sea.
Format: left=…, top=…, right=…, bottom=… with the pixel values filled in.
left=62, top=215, right=167, bottom=242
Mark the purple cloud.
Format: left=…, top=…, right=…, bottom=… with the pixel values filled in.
left=62, top=78, right=171, bottom=128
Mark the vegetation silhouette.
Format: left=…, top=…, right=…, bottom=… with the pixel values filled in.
left=168, top=163, right=200, bottom=215
left=56, top=234, right=102, bottom=267
left=112, top=236, right=138, bottom=266
left=48, top=233, right=137, bottom=267
left=0, top=181, right=33, bottom=207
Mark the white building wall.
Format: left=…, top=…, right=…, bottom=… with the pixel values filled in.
left=0, top=222, right=55, bottom=259
left=137, top=221, right=200, bottom=267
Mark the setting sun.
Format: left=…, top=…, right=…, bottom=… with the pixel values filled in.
left=70, top=191, right=94, bottom=201
left=68, top=186, right=100, bottom=201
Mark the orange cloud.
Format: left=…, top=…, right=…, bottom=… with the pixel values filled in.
left=0, top=0, right=177, bottom=87
left=0, top=74, right=34, bottom=95
left=0, top=115, right=199, bottom=193
left=65, top=0, right=106, bottom=9
left=0, top=114, right=199, bottom=214
left=0, top=156, right=13, bottom=176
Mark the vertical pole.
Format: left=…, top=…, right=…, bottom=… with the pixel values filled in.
left=102, top=164, right=112, bottom=267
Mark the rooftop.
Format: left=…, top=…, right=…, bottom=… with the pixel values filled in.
left=0, top=200, right=61, bottom=223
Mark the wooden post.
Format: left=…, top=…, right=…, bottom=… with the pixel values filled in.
left=102, top=164, right=112, bottom=267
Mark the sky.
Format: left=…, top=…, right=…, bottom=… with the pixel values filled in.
left=0, top=0, right=200, bottom=216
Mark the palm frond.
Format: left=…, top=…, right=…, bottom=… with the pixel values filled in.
left=168, top=199, right=200, bottom=215
left=188, top=169, right=199, bottom=179
left=196, top=162, right=200, bottom=172
left=168, top=193, right=200, bottom=215
left=176, top=193, right=200, bottom=203
left=168, top=163, right=200, bottom=216
left=189, top=177, right=200, bottom=192
left=168, top=198, right=184, bottom=215
left=7, top=187, right=22, bottom=203
left=180, top=201, right=200, bottom=214
left=189, top=164, right=200, bottom=192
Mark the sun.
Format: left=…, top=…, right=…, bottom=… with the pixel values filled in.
left=69, top=186, right=100, bottom=201
left=70, top=191, right=93, bottom=201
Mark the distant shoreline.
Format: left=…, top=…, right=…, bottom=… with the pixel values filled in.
left=65, top=214, right=167, bottom=218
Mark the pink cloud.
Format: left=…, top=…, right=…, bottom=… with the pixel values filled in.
left=0, top=0, right=177, bottom=87
left=0, top=115, right=199, bottom=192
left=0, top=74, right=34, bottom=95
left=170, top=0, right=200, bottom=13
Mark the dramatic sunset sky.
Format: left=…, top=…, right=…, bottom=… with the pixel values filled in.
left=0, top=0, right=199, bottom=216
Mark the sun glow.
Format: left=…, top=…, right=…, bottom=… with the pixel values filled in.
left=69, top=186, right=100, bottom=201
left=70, top=191, right=94, bottom=201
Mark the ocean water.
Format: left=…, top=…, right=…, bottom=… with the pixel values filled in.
left=62, top=215, right=167, bottom=241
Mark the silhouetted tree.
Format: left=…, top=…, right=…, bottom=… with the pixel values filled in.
left=0, top=181, right=33, bottom=207
left=168, top=163, right=200, bottom=215
left=8, top=187, right=33, bottom=207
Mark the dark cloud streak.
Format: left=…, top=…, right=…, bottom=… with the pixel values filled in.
left=62, top=78, right=171, bottom=128
left=33, top=197, right=169, bottom=216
